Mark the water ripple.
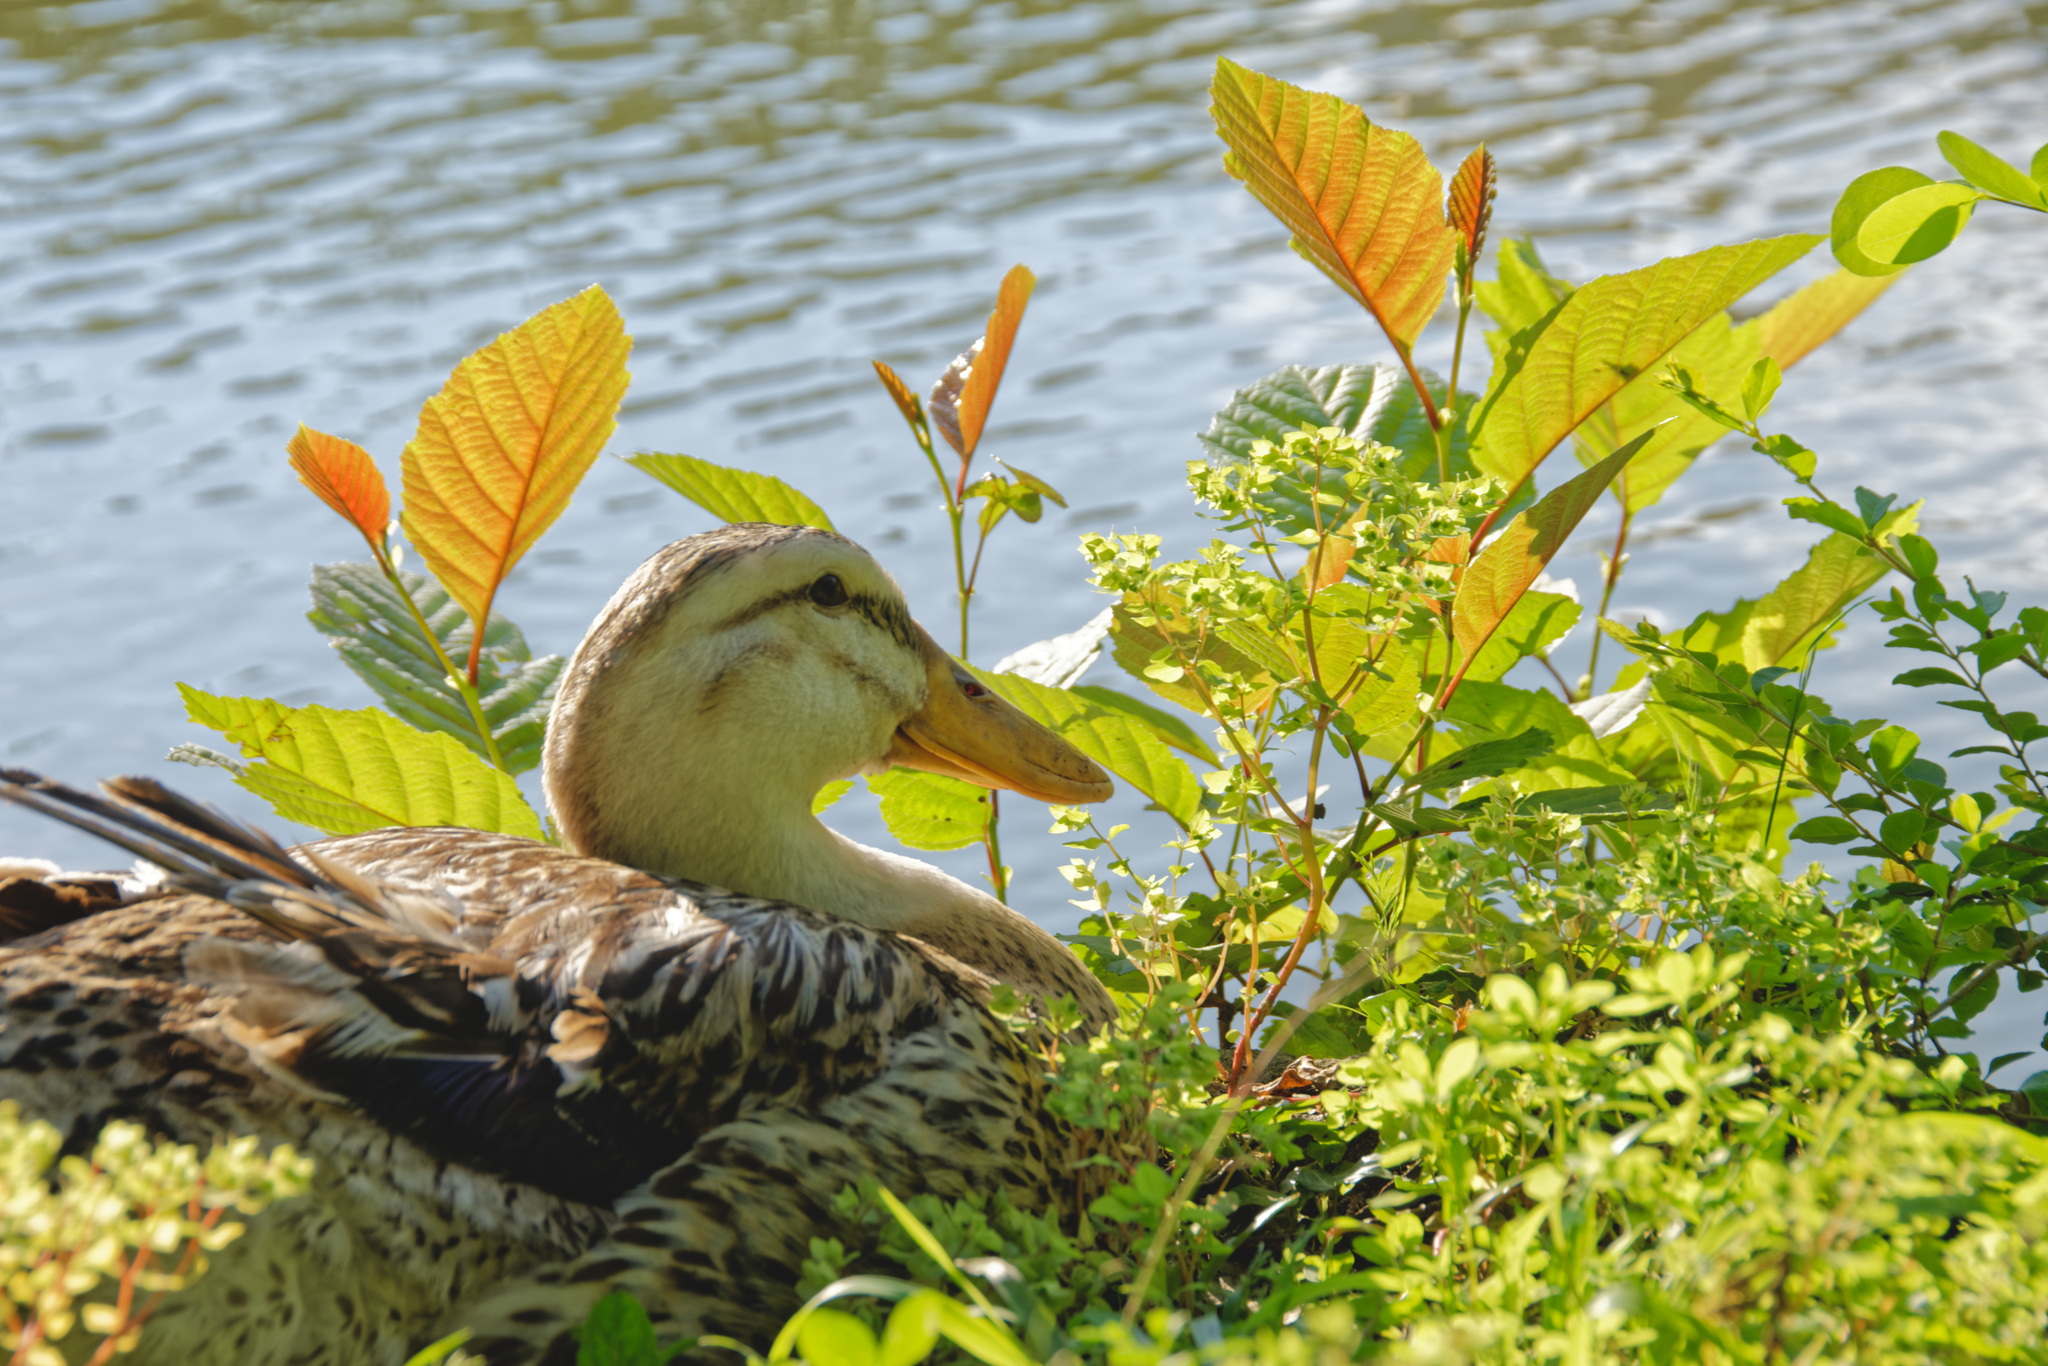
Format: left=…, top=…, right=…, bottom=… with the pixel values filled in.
left=1, top=0, right=2044, bottom=1053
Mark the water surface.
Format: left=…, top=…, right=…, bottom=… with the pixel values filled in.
left=3, top=0, right=2045, bottom=1060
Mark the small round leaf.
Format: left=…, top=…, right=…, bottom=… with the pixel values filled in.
left=796, top=1308, right=879, bottom=1366
left=1829, top=166, right=1932, bottom=276
left=1855, top=182, right=1982, bottom=267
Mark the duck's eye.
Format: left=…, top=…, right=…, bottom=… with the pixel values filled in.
left=961, top=678, right=988, bottom=699
left=809, top=573, right=848, bottom=607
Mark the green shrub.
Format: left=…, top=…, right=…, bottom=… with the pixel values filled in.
left=12, top=53, right=2048, bottom=1366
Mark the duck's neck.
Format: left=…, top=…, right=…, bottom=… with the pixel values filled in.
left=616, top=785, right=1114, bottom=1025
left=673, top=797, right=968, bottom=938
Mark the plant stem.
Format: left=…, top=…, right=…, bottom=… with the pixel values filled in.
left=1583, top=505, right=1634, bottom=700
left=951, top=508, right=971, bottom=657
left=1392, top=343, right=1443, bottom=437
left=378, top=558, right=509, bottom=773
left=982, top=790, right=1008, bottom=903
left=1439, top=282, right=1477, bottom=486
left=1121, top=953, right=1384, bottom=1325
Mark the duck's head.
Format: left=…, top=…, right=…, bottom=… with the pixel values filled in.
left=542, top=523, right=1112, bottom=913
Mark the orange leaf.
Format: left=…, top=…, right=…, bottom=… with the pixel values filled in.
left=1451, top=427, right=1657, bottom=679
left=872, top=359, right=927, bottom=436
left=928, top=265, right=1035, bottom=460
left=1425, top=533, right=1471, bottom=567
left=400, top=285, right=631, bottom=665
left=1305, top=534, right=1355, bottom=591
left=1210, top=58, right=1455, bottom=353
left=288, top=424, right=390, bottom=553
left=1446, top=145, right=1496, bottom=273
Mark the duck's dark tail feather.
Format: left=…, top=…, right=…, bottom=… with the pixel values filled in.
left=0, top=769, right=425, bottom=949
left=0, top=768, right=312, bottom=898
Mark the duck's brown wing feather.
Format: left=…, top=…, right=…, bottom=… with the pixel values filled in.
left=0, top=774, right=1071, bottom=1364
left=0, top=778, right=1012, bottom=1205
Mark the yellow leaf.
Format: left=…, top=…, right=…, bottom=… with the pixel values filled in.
left=179, top=686, right=545, bottom=839
left=1576, top=266, right=1899, bottom=513
left=1756, top=266, right=1900, bottom=368
left=1470, top=235, right=1817, bottom=491
left=400, top=285, right=631, bottom=674
left=1211, top=58, right=1455, bottom=352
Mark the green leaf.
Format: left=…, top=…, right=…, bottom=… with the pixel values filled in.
left=878, top=1293, right=944, bottom=1366
left=1340, top=636, right=1426, bottom=749
left=1262, top=1001, right=1370, bottom=1059
left=1461, top=590, right=1581, bottom=683
left=995, top=460, right=1067, bottom=508
left=403, top=1331, right=476, bottom=1366
left=796, top=1309, right=878, bottom=1366
left=1444, top=679, right=1590, bottom=744
left=870, top=1188, right=1020, bottom=1353
left=307, top=562, right=563, bottom=774
left=1573, top=316, right=1750, bottom=512
left=1753, top=266, right=1903, bottom=370
left=179, top=687, right=545, bottom=839
left=576, top=1292, right=677, bottom=1366
left=1474, top=238, right=1572, bottom=345
left=1574, top=269, right=1892, bottom=514
left=1867, top=725, right=1920, bottom=786
left=867, top=769, right=991, bottom=852
left=1784, top=497, right=1869, bottom=541
left=1069, top=685, right=1220, bottom=766
left=1858, top=490, right=1907, bottom=533
left=1437, top=711, right=1636, bottom=796
left=1452, top=429, right=1656, bottom=675
left=1110, top=591, right=1297, bottom=712
left=811, top=778, right=854, bottom=813
left=1757, top=434, right=1817, bottom=480
left=1788, top=816, right=1860, bottom=845
left=1365, top=797, right=1475, bottom=837
left=976, top=490, right=1016, bottom=535
left=1469, top=235, right=1818, bottom=489
left=1406, top=728, right=1553, bottom=793
left=1893, top=667, right=1971, bottom=689
left=978, top=668, right=1204, bottom=827
left=1898, top=533, right=1939, bottom=580
left=1855, top=182, right=1981, bottom=269
left=626, top=452, right=836, bottom=531
left=1936, top=131, right=2048, bottom=208
left=1740, top=357, right=1781, bottom=424
left=921, top=1300, right=1037, bottom=1366
left=1197, top=362, right=1470, bottom=526
left=1519, top=785, right=1674, bottom=817
left=1830, top=166, right=1933, bottom=276
left=1879, top=809, right=1926, bottom=853
left=1729, top=517, right=1916, bottom=670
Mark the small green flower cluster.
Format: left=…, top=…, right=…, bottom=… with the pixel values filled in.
left=1, top=1101, right=312, bottom=1366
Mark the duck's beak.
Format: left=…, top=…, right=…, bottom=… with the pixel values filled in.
left=885, top=624, right=1114, bottom=805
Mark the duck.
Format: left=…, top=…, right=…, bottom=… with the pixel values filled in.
left=0, top=522, right=1117, bottom=1366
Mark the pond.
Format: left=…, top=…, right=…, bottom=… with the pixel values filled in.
left=3, top=0, right=2045, bottom=1064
